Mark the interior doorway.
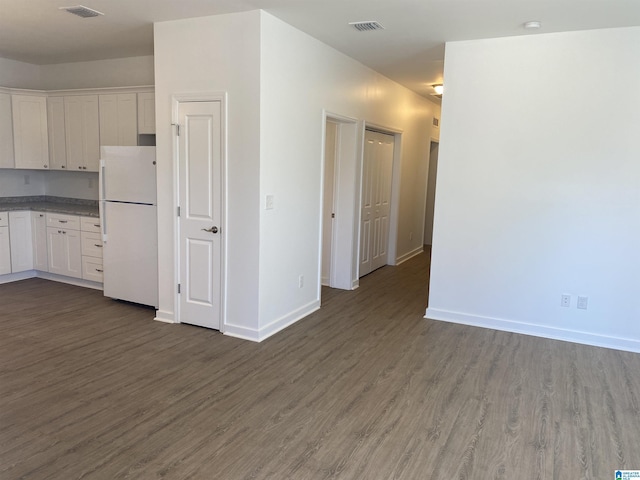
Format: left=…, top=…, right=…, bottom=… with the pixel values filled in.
left=359, top=129, right=394, bottom=277
left=320, top=114, right=358, bottom=292
left=423, top=141, right=439, bottom=246
left=174, top=97, right=224, bottom=331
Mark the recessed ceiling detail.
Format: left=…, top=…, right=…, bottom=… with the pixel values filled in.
left=349, top=21, right=385, bottom=32
left=59, top=5, right=104, bottom=18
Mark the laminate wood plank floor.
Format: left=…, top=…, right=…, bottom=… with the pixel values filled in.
left=1, top=253, right=639, bottom=479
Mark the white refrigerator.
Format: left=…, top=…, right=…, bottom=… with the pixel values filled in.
left=99, top=146, right=158, bottom=308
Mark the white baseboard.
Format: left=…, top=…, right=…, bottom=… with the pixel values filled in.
left=225, top=299, right=321, bottom=343
left=36, top=271, right=103, bottom=290
left=0, top=270, right=103, bottom=290
left=395, top=246, right=424, bottom=265
left=424, top=307, right=640, bottom=353
left=0, top=270, right=37, bottom=284
left=154, top=310, right=178, bottom=324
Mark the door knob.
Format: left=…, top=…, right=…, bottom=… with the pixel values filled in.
left=202, top=226, right=219, bottom=234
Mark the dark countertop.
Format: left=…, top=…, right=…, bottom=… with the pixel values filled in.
left=0, top=196, right=99, bottom=218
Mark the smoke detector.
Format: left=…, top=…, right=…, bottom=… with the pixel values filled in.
left=60, top=5, right=104, bottom=18
left=349, top=21, right=385, bottom=32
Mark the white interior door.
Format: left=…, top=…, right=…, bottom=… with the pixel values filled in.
left=360, top=130, right=394, bottom=277
left=321, top=121, right=337, bottom=286
left=177, top=100, right=223, bottom=330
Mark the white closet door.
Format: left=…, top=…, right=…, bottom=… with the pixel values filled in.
left=360, top=130, right=394, bottom=277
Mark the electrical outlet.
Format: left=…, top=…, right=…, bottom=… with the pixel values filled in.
left=298, top=275, right=304, bottom=288
left=577, top=296, right=588, bottom=310
left=266, top=195, right=274, bottom=210
left=561, top=294, right=571, bottom=308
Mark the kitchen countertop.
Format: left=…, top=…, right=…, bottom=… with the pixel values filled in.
left=0, top=196, right=99, bottom=218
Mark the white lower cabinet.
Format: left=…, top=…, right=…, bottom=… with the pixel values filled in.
left=9, top=211, right=34, bottom=273
left=80, top=219, right=103, bottom=283
left=0, top=211, right=102, bottom=285
left=46, top=213, right=82, bottom=278
left=0, top=212, right=10, bottom=275
left=32, top=212, right=48, bottom=271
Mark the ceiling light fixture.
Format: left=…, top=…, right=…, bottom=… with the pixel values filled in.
left=59, top=5, right=104, bottom=18
left=432, top=84, right=444, bottom=95
left=523, top=21, right=541, bottom=29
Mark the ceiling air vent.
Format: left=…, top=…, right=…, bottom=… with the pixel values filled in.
left=59, top=5, right=104, bottom=18
left=349, top=21, right=385, bottom=32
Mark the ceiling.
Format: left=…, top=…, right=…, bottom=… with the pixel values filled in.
left=1, top=0, right=639, bottom=98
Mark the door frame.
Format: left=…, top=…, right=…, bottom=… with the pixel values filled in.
left=319, top=111, right=358, bottom=292
left=360, top=123, right=402, bottom=271
left=171, top=92, right=227, bottom=331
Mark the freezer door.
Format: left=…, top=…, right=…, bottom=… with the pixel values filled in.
left=100, top=146, right=156, bottom=204
left=103, top=201, right=158, bottom=308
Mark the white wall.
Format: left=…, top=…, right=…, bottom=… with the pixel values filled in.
left=0, top=170, right=46, bottom=196
left=45, top=171, right=98, bottom=200
left=1, top=56, right=154, bottom=91
left=154, top=12, right=262, bottom=330
left=41, top=56, right=154, bottom=90
left=0, top=58, right=42, bottom=89
left=258, top=12, right=439, bottom=338
left=427, top=27, right=640, bottom=352
left=154, top=10, right=440, bottom=341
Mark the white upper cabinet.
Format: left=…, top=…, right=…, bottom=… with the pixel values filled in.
left=99, top=93, right=137, bottom=147
left=65, top=95, right=100, bottom=172
left=12, top=94, right=49, bottom=170
left=47, top=96, right=67, bottom=170
left=0, top=93, right=15, bottom=168
left=137, top=92, right=155, bottom=134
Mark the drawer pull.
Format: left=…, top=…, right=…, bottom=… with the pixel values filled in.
left=59, top=220, right=68, bottom=224
left=94, top=244, right=103, bottom=248
left=94, top=224, right=100, bottom=228
left=95, top=269, right=103, bottom=273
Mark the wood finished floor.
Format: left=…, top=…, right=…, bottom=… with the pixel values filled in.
left=1, top=253, right=639, bottom=479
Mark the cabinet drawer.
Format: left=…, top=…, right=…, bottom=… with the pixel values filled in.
left=47, top=213, right=80, bottom=230
left=82, top=255, right=103, bottom=283
left=81, top=231, right=103, bottom=257
left=81, top=216, right=101, bottom=233
left=0, top=212, right=7, bottom=227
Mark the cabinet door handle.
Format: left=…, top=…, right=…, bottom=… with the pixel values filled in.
left=95, top=269, right=103, bottom=273
left=94, top=244, right=103, bottom=248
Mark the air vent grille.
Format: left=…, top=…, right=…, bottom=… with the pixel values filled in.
left=349, top=21, right=385, bottom=32
left=60, top=5, right=104, bottom=18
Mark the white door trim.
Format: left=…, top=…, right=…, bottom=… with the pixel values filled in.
left=171, top=92, right=228, bottom=332
left=320, top=110, right=359, bottom=292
